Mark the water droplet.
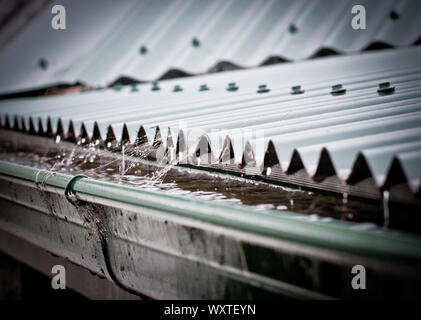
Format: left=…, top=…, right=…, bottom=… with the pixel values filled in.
left=383, top=191, right=390, bottom=228
left=121, top=145, right=125, bottom=177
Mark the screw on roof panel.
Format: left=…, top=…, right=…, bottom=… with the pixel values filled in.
left=226, top=82, right=239, bottom=92
left=38, top=58, right=48, bottom=70
left=151, top=81, right=160, bottom=91
left=291, top=85, right=304, bottom=95
left=390, top=10, right=399, bottom=20
left=330, top=84, right=346, bottom=96
left=288, top=24, right=298, bottom=34
left=199, top=84, right=209, bottom=91
left=173, top=85, right=183, bottom=92
left=139, top=45, right=148, bottom=55
left=257, top=84, right=270, bottom=94
left=192, top=37, right=200, bottom=47
left=377, top=82, right=395, bottom=96
left=131, top=84, right=139, bottom=92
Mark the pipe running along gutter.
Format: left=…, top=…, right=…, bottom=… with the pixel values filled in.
left=1, top=160, right=421, bottom=265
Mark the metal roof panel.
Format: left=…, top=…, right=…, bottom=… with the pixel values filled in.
left=1, top=47, right=421, bottom=200
left=1, top=0, right=421, bottom=94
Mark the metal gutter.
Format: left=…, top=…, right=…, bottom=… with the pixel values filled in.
left=1, top=160, right=421, bottom=298
left=0, top=161, right=421, bottom=260
left=1, top=160, right=420, bottom=261
left=0, top=230, right=140, bottom=300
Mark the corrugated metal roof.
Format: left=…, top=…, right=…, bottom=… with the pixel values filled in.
left=0, top=0, right=49, bottom=50
left=1, top=0, right=421, bottom=94
left=1, top=47, right=421, bottom=201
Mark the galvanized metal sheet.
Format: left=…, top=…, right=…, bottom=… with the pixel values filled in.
left=1, top=47, right=421, bottom=200
left=0, top=0, right=421, bottom=94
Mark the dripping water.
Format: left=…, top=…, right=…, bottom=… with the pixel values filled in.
left=383, top=190, right=390, bottom=228
left=120, top=145, right=125, bottom=177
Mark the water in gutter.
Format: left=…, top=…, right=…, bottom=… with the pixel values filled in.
left=2, top=130, right=419, bottom=234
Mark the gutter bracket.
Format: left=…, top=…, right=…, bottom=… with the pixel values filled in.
left=64, top=175, right=88, bottom=205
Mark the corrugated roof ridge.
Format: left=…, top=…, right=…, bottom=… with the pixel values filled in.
left=2, top=116, right=420, bottom=202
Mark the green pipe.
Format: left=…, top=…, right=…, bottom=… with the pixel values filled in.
left=1, top=160, right=421, bottom=264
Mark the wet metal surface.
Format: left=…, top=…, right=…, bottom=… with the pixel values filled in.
left=2, top=133, right=421, bottom=299
left=0, top=132, right=387, bottom=229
